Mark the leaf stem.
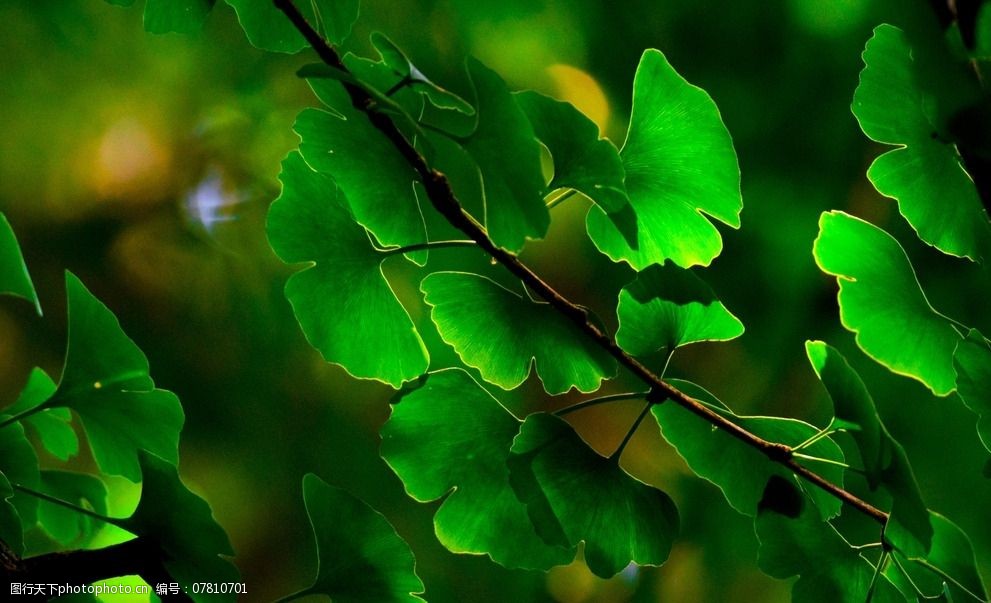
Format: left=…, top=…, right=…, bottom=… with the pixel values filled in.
left=271, top=0, right=890, bottom=527
left=0, top=402, right=52, bottom=429
left=554, top=391, right=648, bottom=416
left=385, top=75, right=415, bottom=97
left=545, top=189, right=578, bottom=210
left=792, top=424, right=837, bottom=452
left=913, top=558, right=989, bottom=602
left=865, top=549, right=888, bottom=603
left=791, top=452, right=851, bottom=469
left=379, top=239, right=477, bottom=257
left=610, top=401, right=653, bottom=462
left=891, top=552, right=932, bottom=600
left=14, top=484, right=118, bottom=526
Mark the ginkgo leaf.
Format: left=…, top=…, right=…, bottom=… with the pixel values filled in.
left=36, top=470, right=108, bottom=546
left=587, top=49, right=742, bottom=269
left=0, top=422, right=41, bottom=531
left=381, top=369, right=573, bottom=570
left=616, top=262, right=743, bottom=357
left=115, top=452, right=238, bottom=603
left=143, top=0, right=214, bottom=34
left=508, top=412, right=679, bottom=578
left=805, top=341, right=931, bottom=556
left=954, top=330, right=991, bottom=459
left=294, top=96, right=428, bottom=264
left=653, top=379, right=844, bottom=519
left=462, top=57, right=549, bottom=252
left=43, top=274, right=183, bottom=482
left=225, top=0, right=359, bottom=53
left=756, top=477, right=907, bottom=603
left=267, top=152, right=428, bottom=387
left=369, top=32, right=473, bottom=114
left=284, top=473, right=425, bottom=603
left=0, top=473, right=22, bottom=555
left=421, top=272, right=616, bottom=394
left=0, top=212, right=40, bottom=314
left=514, top=90, right=637, bottom=246
left=3, top=368, right=78, bottom=462
left=813, top=211, right=962, bottom=396
left=853, top=24, right=991, bottom=261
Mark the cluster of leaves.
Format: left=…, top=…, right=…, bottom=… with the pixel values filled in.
left=33, top=0, right=991, bottom=601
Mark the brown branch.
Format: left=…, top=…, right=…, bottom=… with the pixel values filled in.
left=1, top=537, right=193, bottom=602
left=271, top=0, right=889, bottom=526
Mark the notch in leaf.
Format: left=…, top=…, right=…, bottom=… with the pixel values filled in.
left=278, top=474, right=425, bottom=603
left=421, top=271, right=616, bottom=394
left=508, top=412, right=679, bottom=578
left=380, top=369, right=572, bottom=570
left=268, top=152, right=429, bottom=388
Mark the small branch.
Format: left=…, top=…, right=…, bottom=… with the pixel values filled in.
left=1, top=538, right=193, bottom=602
left=378, top=239, right=477, bottom=258
left=554, top=391, right=648, bottom=416
left=271, top=0, right=890, bottom=527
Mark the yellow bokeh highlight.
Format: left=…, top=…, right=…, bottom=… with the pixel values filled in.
left=546, top=64, right=611, bottom=134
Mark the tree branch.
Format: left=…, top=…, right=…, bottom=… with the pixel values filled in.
left=1, top=537, right=193, bottom=602
left=271, top=0, right=889, bottom=526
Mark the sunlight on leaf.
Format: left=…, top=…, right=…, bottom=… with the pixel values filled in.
left=4, top=368, right=78, bottom=462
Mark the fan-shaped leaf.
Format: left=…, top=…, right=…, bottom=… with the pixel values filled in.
left=369, top=32, right=472, bottom=114
left=0, top=213, right=40, bottom=313
left=508, top=412, right=679, bottom=578
left=4, top=368, right=77, bottom=461
left=268, top=152, right=428, bottom=387
left=587, top=49, right=742, bottom=269
left=954, top=329, right=991, bottom=460
left=813, top=211, right=962, bottom=396
left=115, top=452, right=238, bottom=603
left=653, top=379, right=844, bottom=518
left=616, top=263, right=743, bottom=357
left=853, top=24, right=991, bottom=261
left=515, top=90, right=637, bottom=246
left=421, top=272, right=616, bottom=394
left=44, top=274, right=183, bottom=482
left=0, top=421, right=41, bottom=531
left=756, top=477, right=906, bottom=603
left=36, top=470, right=107, bottom=546
left=462, top=57, right=549, bottom=252
left=381, top=369, right=572, bottom=570
left=225, top=0, right=359, bottom=53
left=805, top=341, right=931, bottom=555
left=286, top=473, right=425, bottom=602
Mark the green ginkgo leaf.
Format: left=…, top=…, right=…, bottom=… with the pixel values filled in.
left=369, top=32, right=473, bottom=114
left=0, top=473, right=22, bottom=555
left=853, top=24, right=991, bottom=261
left=508, top=412, right=679, bottom=578
left=225, top=0, right=359, bottom=53
left=115, top=452, right=238, bottom=603
left=0, top=421, right=41, bottom=530
left=143, top=0, right=215, bottom=34
left=885, top=513, right=988, bottom=602
left=954, top=330, right=991, bottom=459
left=462, top=57, right=549, bottom=252
left=294, top=95, right=428, bottom=264
left=268, top=152, right=428, bottom=388
left=756, top=477, right=906, bottom=603
left=587, top=49, right=742, bottom=269
left=284, top=473, right=425, bottom=602
left=0, top=212, right=40, bottom=314
left=805, top=341, right=931, bottom=556
left=421, top=272, right=616, bottom=394
left=616, top=262, right=743, bottom=357
left=514, top=90, right=637, bottom=246
left=381, top=369, right=573, bottom=570
left=3, top=368, right=78, bottom=462
left=653, top=379, right=844, bottom=519
left=43, top=274, right=183, bottom=482
left=36, top=470, right=108, bottom=546
left=813, top=211, right=962, bottom=396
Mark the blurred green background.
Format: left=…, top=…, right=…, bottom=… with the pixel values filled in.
left=1, top=1, right=989, bottom=601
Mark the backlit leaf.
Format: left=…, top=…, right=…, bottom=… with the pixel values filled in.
left=0, top=212, right=40, bottom=313
left=0, top=421, right=41, bottom=530
left=380, top=369, right=573, bottom=570
left=508, top=413, right=679, bottom=578
left=805, top=341, right=931, bottom=555
left=587, top=49, right=742, bottom=269
left=36, top=470, right=108, bottom=546
left=267, top=152, right=428, bottom=387
left=225, top=0, right=360, bottom=53
left=813, top=211, right=962, bottom=396
left=3, top=368, right=78, bottom=462
left=954, top=330, right=991, bottom=460
left=616, top=262, right=743, bottom=357
left=421, top=272, right=616, bottom=394
left=853, top=24, right=991, bottom=261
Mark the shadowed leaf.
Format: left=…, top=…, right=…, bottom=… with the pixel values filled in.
left=225, top=0, right=359, bottom=53
left=3, top=368, right=77, bottom=461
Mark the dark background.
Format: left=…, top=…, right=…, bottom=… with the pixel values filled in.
left=0, top=1, right=988, bottom=601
